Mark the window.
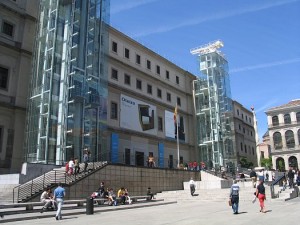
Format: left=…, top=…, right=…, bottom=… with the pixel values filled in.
left=285, top=130, right=295, bottom=148
left=249, top=118, right=252, bottom=123
left=136, top=79, right=142, bottom=90
left=124, top=74, right=131, bottom=85
left=243, top=127, right=245, bottom=133
left=251, top=131, right=253, bottom=136
left=244, top=145, right=247, bottom=153
left=147, top=84, right=152, bottom=94
left=240, top=142, right=243, bottom=151
left=261, top=151, right=264, bottom=158
left=238, top=124, right=241, bottom=130
left=237, top=109, right=239, bottom=115
left=298, top=129, right=300, bottom=144
left=242, top=113, right=244, bottom=119
left=284, top=114, right=291, bottom=124
left=252, top=147, right=255, bottom=155
left=177, top=97, right=181, bottom=106
left=2, top=21, right=14, bottom=37
left=272, top=116, right=279, bottom=126
left=246, top=115, right=248, bottom=121
left=125, top=48, right=130, bottom=59
left=176, top=76, right=179, bottom=84
left=158, top=117, right=163, bottom=131
left=0, top=67, right=9, bottom=90
left=111, top=102, right=118, bottom=119
left=157, top=88, right=162, bottom=98
left=112, top=41, right=117, bottom=53
left=111, top=68, right=118, bottom=80
left=273, top=132, right=282, bottom=149
left=136, top=54, right=141, bottom=64
left=146, top=60, right=151, bottom=70
left=156, top=65, right=160, bottom=74
left=167, top=92, right=171, bottom=102
left=166, top=70, right=169, bottom=79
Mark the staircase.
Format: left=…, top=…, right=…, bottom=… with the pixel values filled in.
left=13, top=161, right=107, bottom=203
left=156, top=185, right=298, bottom=202
left=156, top=186, right=263, bottom=202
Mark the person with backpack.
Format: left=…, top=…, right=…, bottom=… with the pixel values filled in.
left=229, top=180, right=240, bottom=214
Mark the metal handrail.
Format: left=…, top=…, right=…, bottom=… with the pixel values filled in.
left=12, top=159, right=107, bottom=203
left=270, top=174, right=285, bottom=199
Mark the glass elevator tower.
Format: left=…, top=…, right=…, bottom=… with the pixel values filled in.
left=25, top=0, right=109, bottom=165
left=191, top=41, right=234, bottom=170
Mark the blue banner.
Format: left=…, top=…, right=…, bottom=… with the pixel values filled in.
left=158, top=142, right=164, bottom=168
left=111, top=133, right=119, bottom=163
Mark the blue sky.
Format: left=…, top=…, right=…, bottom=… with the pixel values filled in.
left=110, top=0, right=300, bottom=140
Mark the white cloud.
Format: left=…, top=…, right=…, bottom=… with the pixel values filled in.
left=111, top=0, right=160, bottom=14
left=255, top=99, right=279, bottom=113
left=133, top=0, right=299, bottom=37
left=230, top=58, right=300, bottom=73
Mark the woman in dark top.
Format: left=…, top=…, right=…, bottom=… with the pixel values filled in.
left=255, top=179, right=266, bottom=213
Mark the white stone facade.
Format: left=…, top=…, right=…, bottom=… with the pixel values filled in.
left=266, top=100, right=300, bottom=170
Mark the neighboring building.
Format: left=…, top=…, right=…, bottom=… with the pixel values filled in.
left=266, top=99, right=300, bottom=171
left=0, top=0, right=38, bottom=173
left=232, top=101, right=257, bottom=167
left=258, top=131, right=271, bottom=160
left=24, top=0, right=110, bottom=165
left=107, top=26, right=196, bottom=168
left=191, top=41, right=234, bottom=171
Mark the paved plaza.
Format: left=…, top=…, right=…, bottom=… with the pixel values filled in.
left=2, top=198, right=300, bottom=225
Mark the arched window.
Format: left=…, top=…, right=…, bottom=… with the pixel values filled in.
left=284, top=114, right=291, bottom=124
left=273, top=132, right=282, bottom=149
left=296, top=112, right=300, bottom=122
left=285, top=130, right=295, bottom=148
left=272, top=116, right=279, bottom=126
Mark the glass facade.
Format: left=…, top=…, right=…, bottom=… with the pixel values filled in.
left=25, top=0, right=110, bottom=165
left=193, top=50, right=234, bottom=170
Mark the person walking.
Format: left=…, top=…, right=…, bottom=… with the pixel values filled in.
left=250, top=169, right=257, bottom=188
left=256, top=179, right=266, bottom=213
left=287, top=168, right=295, bottom=189
left=229, top=180, right=240, bottom=214
left=83, top=150, right=89, bottom=172
left=53, top=183, right=65, bottom=220
left=74, top=157, right=80, bottom=174
left=189, top=177, right=196, bottom=196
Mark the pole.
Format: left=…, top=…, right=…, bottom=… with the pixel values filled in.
left=176, top=116, right=180, bottom=168
left=251, top=107, right=261, bottom=167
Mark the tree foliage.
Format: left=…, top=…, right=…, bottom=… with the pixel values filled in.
left=261, top=157, right=273, bottom=169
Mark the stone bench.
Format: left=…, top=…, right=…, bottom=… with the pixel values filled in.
left=0, top=199, right=86, bottom=211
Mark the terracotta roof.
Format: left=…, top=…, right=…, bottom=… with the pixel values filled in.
left=268, top=99, right=300, bottom=111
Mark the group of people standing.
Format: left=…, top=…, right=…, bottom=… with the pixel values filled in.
left=65, top=150, right=91, bottom=175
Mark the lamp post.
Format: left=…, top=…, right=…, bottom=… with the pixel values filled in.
left=251, top=107, right=261, bottom=167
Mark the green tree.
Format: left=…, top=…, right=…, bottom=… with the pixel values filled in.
left=240, top=157, right=252, bottom=168
left=261, top=157, right=273, bottom=169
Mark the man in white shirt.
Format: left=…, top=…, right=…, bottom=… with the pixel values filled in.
left=189, top=178, right=196, bottom=196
